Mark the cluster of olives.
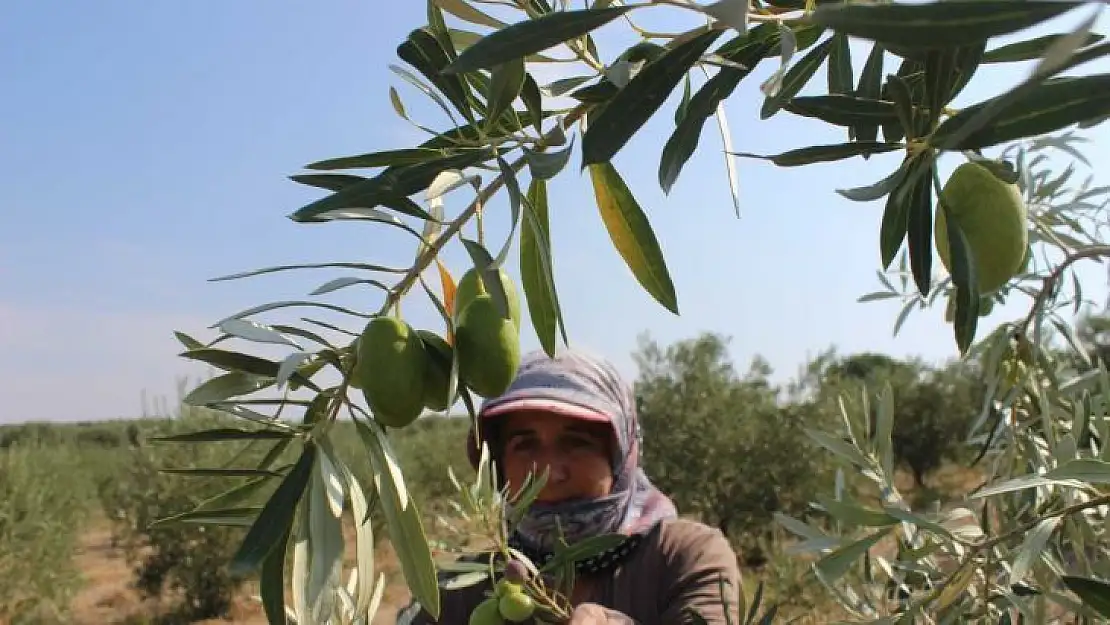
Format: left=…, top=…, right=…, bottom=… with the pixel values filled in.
left=351, top=267, right=524, bottom=430
left=469, top=560, right=536, bottom=625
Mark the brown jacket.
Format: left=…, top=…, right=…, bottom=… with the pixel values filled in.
left=397, top=518, right=743, bottom=625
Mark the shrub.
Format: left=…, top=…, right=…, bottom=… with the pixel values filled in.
left=96, top=408, right=284, bottom=623
left=0, top=441, right=88, bottom=624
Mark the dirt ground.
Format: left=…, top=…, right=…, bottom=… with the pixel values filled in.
left=67, top=520, right=415, bottom=625
left=61, top=465, right=985, bottom=624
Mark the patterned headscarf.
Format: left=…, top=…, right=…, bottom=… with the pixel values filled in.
left=467, top=348, right=677, bottom=570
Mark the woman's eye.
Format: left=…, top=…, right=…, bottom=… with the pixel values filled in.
left=565, top=436, right=598, bottom=450
left=508, top=438, right=536, bottom=453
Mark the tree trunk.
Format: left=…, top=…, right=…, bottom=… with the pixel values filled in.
left=912, top=465, right=926, bottom=489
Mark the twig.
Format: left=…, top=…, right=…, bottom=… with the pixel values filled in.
left=630, top=0, right=808, bottom=25
left=1018, top=244, right=1110, bottom=337
left=376, top=104, right=587, bottom=319
left=971, top=494, right=1110, bottom=552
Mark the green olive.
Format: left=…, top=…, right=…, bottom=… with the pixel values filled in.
left=498, top=590, right=536, bottom=623
left=495, top=579, right=521, bottom=597
left=469, top=597, right=503, bottom=625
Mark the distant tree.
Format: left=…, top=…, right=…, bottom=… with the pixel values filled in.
left=1076, top=308, right=1110, bottom=366
left=815, top=352, right=982, bottom=488
left=632, top=332, right=833, bottom=556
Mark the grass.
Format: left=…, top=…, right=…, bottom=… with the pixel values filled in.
left=1, top=439, right=98, bottom=623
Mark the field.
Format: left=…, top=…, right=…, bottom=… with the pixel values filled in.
left=66, top=510, right=415, bottom=625
left=0, top=406, right=984, bottom=625
left=0, top=412, right=477, bottom=625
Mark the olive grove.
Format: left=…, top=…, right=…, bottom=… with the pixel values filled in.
left=149, top=0, right=1110, bottom=622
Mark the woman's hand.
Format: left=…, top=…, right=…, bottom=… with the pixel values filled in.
left=567, top=603, right=636, bottom=625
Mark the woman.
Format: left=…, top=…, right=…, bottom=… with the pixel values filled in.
left=398, top=349, right=743, bottom=624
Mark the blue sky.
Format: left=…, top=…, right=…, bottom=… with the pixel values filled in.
left=2, top=1, right=1109, bottom=423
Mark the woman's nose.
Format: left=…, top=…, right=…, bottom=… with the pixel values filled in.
left=528, top=455, right=570, bottom=483
left=543, top=458, right=570, bottom=484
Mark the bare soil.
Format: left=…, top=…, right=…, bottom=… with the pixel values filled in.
left=67, top=519, right=415, bottom=625
left=62, top=466, right=988, bottom=624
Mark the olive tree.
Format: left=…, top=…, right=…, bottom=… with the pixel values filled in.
left=148, top=0, right=1110, bottom=623
left=815, top=352, right=985, bottom=489
left=774, top=132, right=1110, bottom=622
left=632, top=332, right=833, bottom=549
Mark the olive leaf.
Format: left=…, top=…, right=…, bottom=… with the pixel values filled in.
left=520, top=178, right=566, bottom=357
left=229, top=443, right=316, bottom=578
left=659, top=32, right=775, bottom=193
left=444, top=7, right=633, bottom=74
left=582, top=28, right=723, bottom=166
left=810, top=1, right=1085, bottom=49
left=1061, top=576, right=1110, bottom=618
left=589, top=162, right=679, bottom=315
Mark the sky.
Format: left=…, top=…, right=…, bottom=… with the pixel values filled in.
left=2, top=1, right=1109, bottom=423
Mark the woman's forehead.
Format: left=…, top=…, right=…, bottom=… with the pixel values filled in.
left=501, top=410, right=612, bottom=436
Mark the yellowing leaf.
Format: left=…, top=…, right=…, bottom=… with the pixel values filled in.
left=436, top=258, right=457, bottom=344
left=936, top=561, right=976, bottom=610
left=588, top=162, right=679, bottom=315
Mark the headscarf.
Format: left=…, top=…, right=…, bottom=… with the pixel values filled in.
left=466, top=348, right=677, bottom=571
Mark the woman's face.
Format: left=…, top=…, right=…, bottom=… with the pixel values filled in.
left=498, top=410, right=615, bottom=504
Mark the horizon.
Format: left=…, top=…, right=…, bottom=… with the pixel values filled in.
left=3, top=2, right=1110, bottom=424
